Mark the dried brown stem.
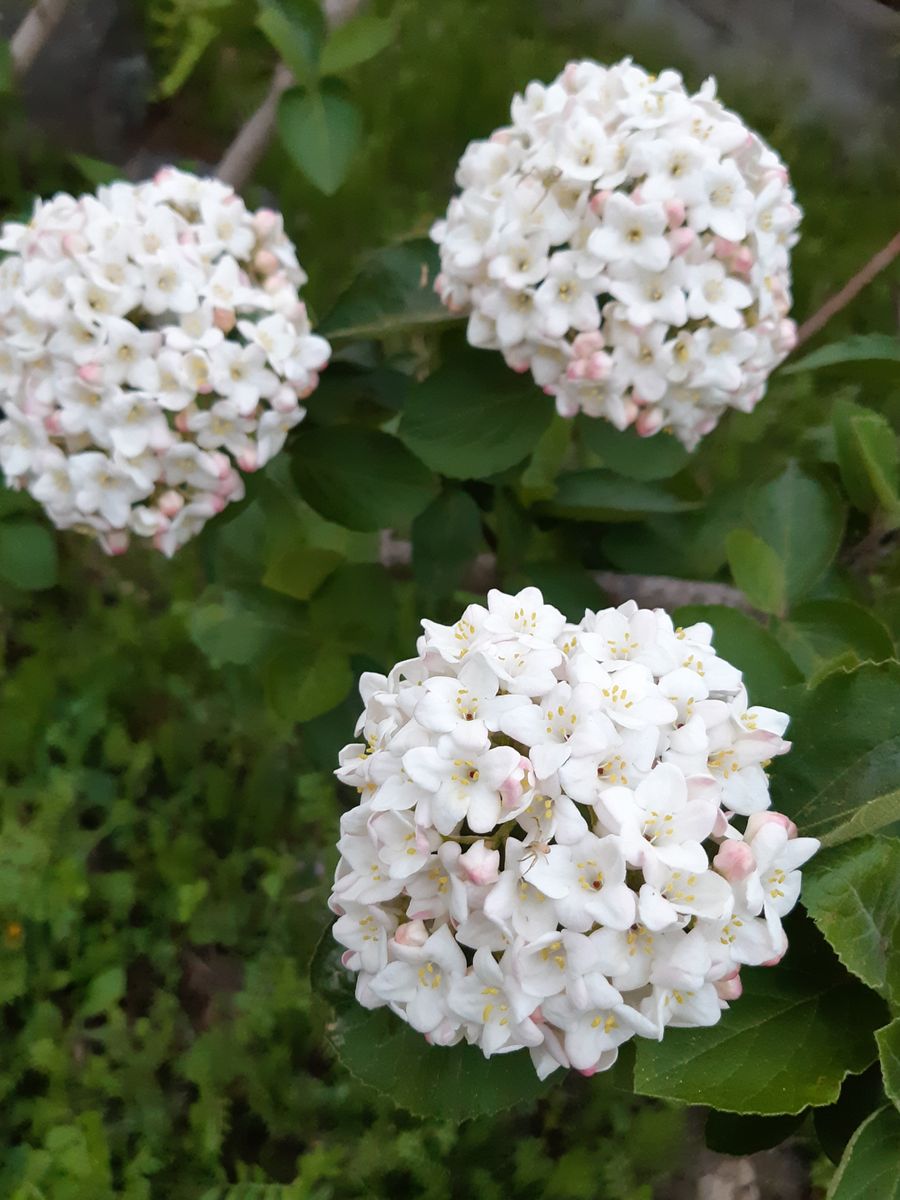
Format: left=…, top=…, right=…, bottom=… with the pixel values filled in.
left=795, top=230, right=900, bottom=347
left=10, top=0, right=71, bottom=78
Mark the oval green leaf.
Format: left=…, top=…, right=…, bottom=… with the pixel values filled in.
left=399, top=357, right=554, bottom=480
left=825, top=1106, right=900, bottom=1200
left=278, top=81, right=362, bottom=195
left=292, top=425, right=438, bottom=531
left=544, top=470, right=698, bottom=521
left=770, top=661, right=900, bottom=846
left=726, top=529, right=787, bottom=616
left=578, top=416, right=690, bottom=481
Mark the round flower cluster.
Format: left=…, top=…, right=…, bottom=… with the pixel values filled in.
left=329, top=589, right=818, bottom=1080
left=431, top=59, right=801, bottom=449
left=0, top=168, right=330, bottom=556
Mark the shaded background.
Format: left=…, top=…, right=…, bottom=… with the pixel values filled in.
left=0, top=2, right=897, bottom=1197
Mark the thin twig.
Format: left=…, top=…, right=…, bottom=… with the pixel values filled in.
left=380, top=533, right=752, bottom=614
left=216, top=0, right=365, bottom=192
left=216, top=62, right=295, bottom=190
left=795, top=230, right=900, bottom=347
left=10, top=0, right=71, bottom=79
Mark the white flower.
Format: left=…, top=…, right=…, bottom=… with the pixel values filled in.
left=330, top=589, right=813, bottom=1079
left=433, top=58, right=800, bottom=449
left=589, top=194, right=672, bottom=273
left=0, top=168, right=330, bottom=556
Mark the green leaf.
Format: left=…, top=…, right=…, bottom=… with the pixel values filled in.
left=704, top=1111, right=806, bottom=1156
left=776, top=599, right=895, bottom=678
left=519, top=415, right=573, bottom=501
left=749, top=463, right=846, bottom=604
left=412, top=488, right=483, bottom=596
left=833, top=398, right=900, bottom=521
left=399, top=357, right=554, bottom=480
left=257, top=0, right=325, bottom=83
left=320, top=13, right=396, bottom=75
left=771, top=661, right=900, bottom=846
left=784, top=334, right=900, bottom=374
left=674, top=605, right=803, bottom=702
left=187, top=588, right=300, bottom=667
left=634, top=956, right=885, bottom=1115
left=0, top=520, right=58, bottom=591
left=726, top=529, right=787, bottom=616
left=292, top=425, right=437, bottom=531
left=310, top=925, right=556, bottom=1118
left=263, top=642, right=352, bottom=722
left=802, top=838, right=900, bottom=1005
left=578, top=417, right=690, bottom=481
left=81, top=966, right=125, bottom=1016
left=319, top=239, right=453, bottom=341
left=278, top=81, right=362, bottom=195
left=825, top=1106, right=900, bottom=1200
left=262, top=545, right=342, bottom=601
left=156, top=13, right=217, bottom=99
left=309, top=563, right=394, bottom=658
left=544, top=471, right=698, bottom=521
left=877, top=1019, right=900, bottom=1112
left=68, top=153, right=120, bottom=186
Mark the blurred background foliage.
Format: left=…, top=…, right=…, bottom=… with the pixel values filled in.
left=0, top=0, right=898, bottom=1196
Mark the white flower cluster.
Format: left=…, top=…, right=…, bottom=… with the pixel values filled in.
left=0, top=168, right=330, bottom=556
left=330, top=588, right=818, bottom=1080
left=431, top=59, right=801, bottom=449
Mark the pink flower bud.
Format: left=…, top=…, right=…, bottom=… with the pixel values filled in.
left=566, top=358, right=589, bottom=381
left=732, top=247, right=753, bottom=275
left=77, top=362, right=102, bottom=386
left=631, top=187, right=644, bottom=205
left=210, top=451, right=232, bottom=480
left=237, top=448, right=258, bottom=473
left=264, top=271, right=288, bottom=294
left=669, top=227, right=695, bottom=256
left=394, top=920, right=429, bottom=948
left=254, top=249, right=279, bottom=276
left=174, top=412, right=191, bottom=433
left=253, top=209, right=279, bottom=238
left=762, top=933, right=788, bottom=967
left=213, top=307, right=236, bottom=333
left=578, top=1066, right=599, bottom=1077
left=778, top=319, right=798, bottom=353
left=572, top=330, right=605, bottom=357
left=715, top=971, right=743, bottom=1001
left=589, top=189, right=611, bottom=216
left=713, top=236, right=739, bottom=260
left=664, top=198, right=686, bottom=228
left=295, top=374, right=319, bottom=399
left=713, top=839, right=755, bottom=881
left=500, top=755, right=534, bottom=809
left=104, top=531, right=130, bottom=556
left=459, top=840, right=500, bottom=886
left=586, top=351, right=612, bottom=381
left=622, top=398, right=640, bottom=427
left=44, top=413, right=62, bottom=436
left=745, top=811, right=798, bottom=840
left=636, top=407, right=664, bottom=437
left=158, top=490, right=184, bottom=518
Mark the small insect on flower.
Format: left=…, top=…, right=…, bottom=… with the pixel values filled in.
left=0, top=168, right=331, bottom=556
left=431, top=59, right=801, bottom=449
left=329, top=588, right=818, bottom=1080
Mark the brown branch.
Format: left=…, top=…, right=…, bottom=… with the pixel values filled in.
left=10, top=0, right=71, bottom=78
left=379, top=533, right=753, bottom=615
left=216, top=62, right=295, bottom=191
left=795, top=229, right=900, bottom=347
